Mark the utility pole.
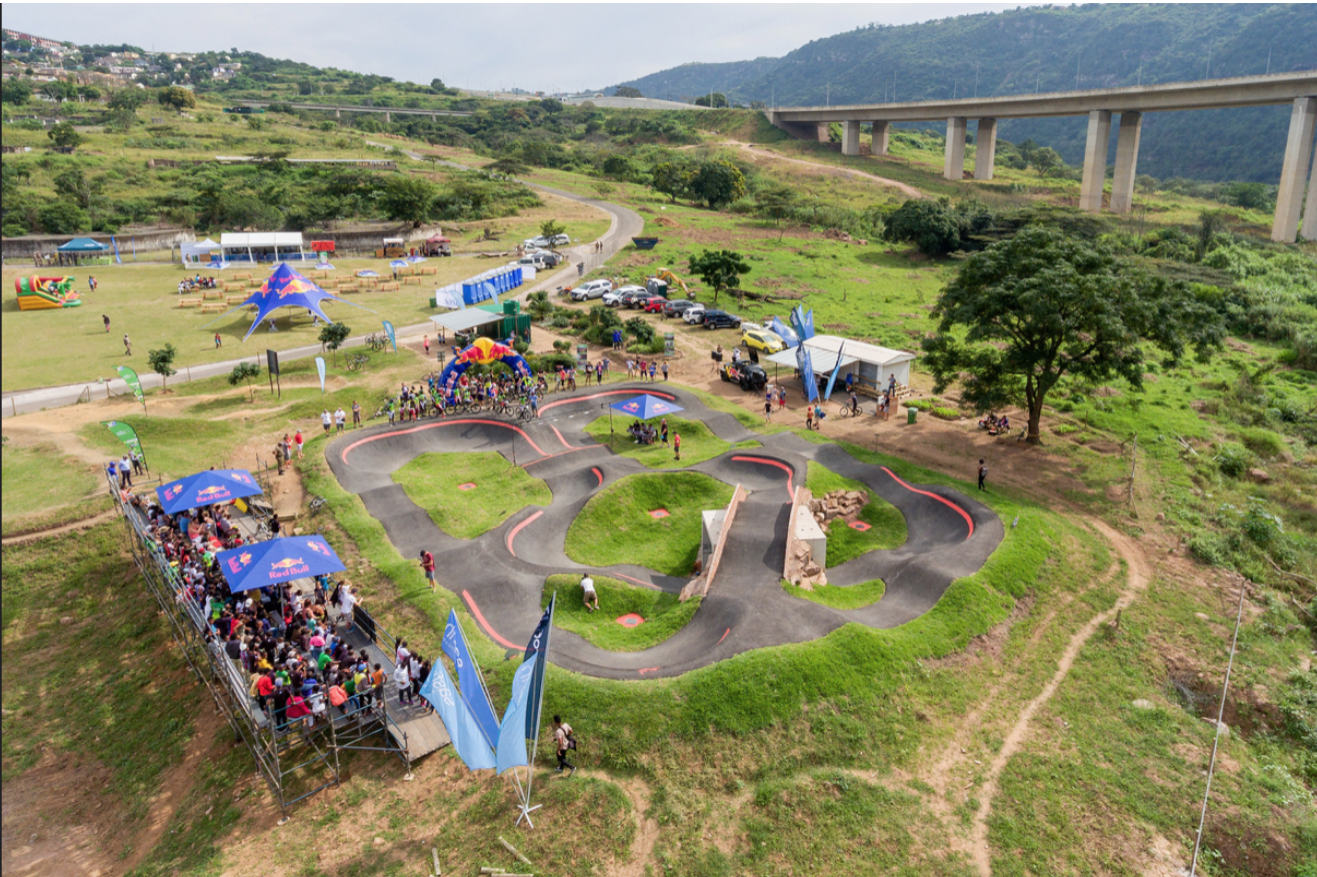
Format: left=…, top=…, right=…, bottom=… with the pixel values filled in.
left=974, top=64, right=980, bottom=98
left=1076, top=52, right=1082, bottom=90
left=826, top=82, right=830, bottom=106
left=1266, top=47, right=1272, bottom=75
left=953, top=80, right=957, bottom=100
left=1206, top=43, right=1212, bottom=79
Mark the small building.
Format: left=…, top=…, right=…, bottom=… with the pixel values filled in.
left=219, top=232, right=306, bottom=263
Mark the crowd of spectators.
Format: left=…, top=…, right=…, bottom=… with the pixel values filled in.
left=177, top=274, right=220, bottom=294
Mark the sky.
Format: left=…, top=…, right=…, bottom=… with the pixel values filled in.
left=2, top=3, right=1044, bottom=92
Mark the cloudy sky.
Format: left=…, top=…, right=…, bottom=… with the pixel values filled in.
left=4, top=3, right=1039, bottom=91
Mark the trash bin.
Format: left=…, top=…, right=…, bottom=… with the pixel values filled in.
left=428, top=296, right=437, bottom=308
left=907, top=406, right=917, bottom=425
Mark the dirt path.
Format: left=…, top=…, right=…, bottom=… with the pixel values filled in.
left=964, top=519, right=1151, bottom=875
left=1, top=508, right=119, bottom=546
left=607, top=776, right=659, bottom=877
left=717, top=141, right=925, bottom=199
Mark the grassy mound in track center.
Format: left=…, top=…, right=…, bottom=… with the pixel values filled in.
left=804, top=461, right=907, bottom=565
left=583, top=415, right=730, bottom=469
left=565, top=471, right=734, bottom=576
left=392, top=451, right=552, bottom=540
left=781, top=577, right=887, bottom=610
left=542, top=574, right=701, bottom=652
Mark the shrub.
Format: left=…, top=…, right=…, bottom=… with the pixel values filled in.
left=930, top=407, right=961, bottom=421
left=624, top=317, right=655, bottom=344
left=1190, top=531, right=1231, bottom=567
left=1235, top=427, right=1286, bottom=460
left=1215, top=442, right=1251, bottom=478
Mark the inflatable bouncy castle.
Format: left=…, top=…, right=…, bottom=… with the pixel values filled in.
left=16, top=276, right=82, bottom=310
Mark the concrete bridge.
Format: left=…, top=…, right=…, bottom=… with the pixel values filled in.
left=235, top=100, right=472, bottom=124
left=766, top=72, right=1317, bottom=242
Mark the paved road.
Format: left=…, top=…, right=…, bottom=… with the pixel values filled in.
left=325, top=384, right=1002, bottom=679
left=0, top=160, right=641, bottom=418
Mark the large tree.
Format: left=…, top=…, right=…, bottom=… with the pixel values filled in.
left=380, top=175, right=436, bottom=227
left=157, top=85, right=196, bottom=112
left=921, top=226, right=1224, bottom=443
left=649, top=161, right=690, bottom=203
left=688, top=249, right=751, bottom=305
left=688, top=160, right=745, bottom=209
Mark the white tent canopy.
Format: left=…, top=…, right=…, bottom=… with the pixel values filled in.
left=220, top=232, right=306, bottom=263
left=765, top=334, right=915, bottom=394
left=180, top=238, right=223, bottom=263
left=429, top=310, right=505, bottom=334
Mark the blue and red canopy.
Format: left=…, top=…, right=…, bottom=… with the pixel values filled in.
left=156, top=469, right=262, bottom=514
left=610, top=394, right=684, bottom=420
left=216, top=535, right=347, bottom=593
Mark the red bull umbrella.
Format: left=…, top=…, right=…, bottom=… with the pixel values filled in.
left=609, top=394, right=684, bottom=420
left=216, top=535, right=346, bottom=593
left=155, top=469, right=263, bottom=514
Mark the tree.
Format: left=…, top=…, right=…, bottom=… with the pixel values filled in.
left=693, top=92, right=728, bottom=108
left=1, top=77, right=33, bottom=105
left=526, top=290, right=553, bottom=322
left=77, top=84, right=101, bottom=101
left=38, top=200, right=88, bottom=234
left=539, top=219, right=566, bottom=241
left=614, top=86, right=644, bottom=99
left=228, top=361, right=261, bottom=402
left=649, top=161, right=690, bottom=203
left=379, top=175, right=436, bottom=226
left=1028, top=146, right=1063, bottom=177
left=157, top=86, right=196, bottom=112
left=147, top=343, right=179, bottom=392
left=53, top=167, right=94, bottom=209
left=319, top=322, right=351, bottom=363
left=298, top=79, right=315, bottom=95
left=688, top=249, right=751, bottom=305
left=485, top=157, right=528, bottom=178
left=106, top=88, right=146, bottom=112
left=755, top=184, right=798, bottom=238
left=921, top=227, right=1224, bottom=444
left=40, top=79, right=76, bottom=103
left=688, top=160, right=745, bottom=209
left=886, top=199, right=962, bottom=257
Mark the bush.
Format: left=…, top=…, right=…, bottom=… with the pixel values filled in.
left=1215, top=442, right=1251, bottom=478
left=930, top=407, right=961, bottom=421
left=1235, top=426, right=1287, bottom=460
left=624, top=317, right=655, bottom=344
left=626, top=337, right=666, bottom=355
left=902, top=397, right=939, bottom=411
left=1190, top=531, right=1232, bottom=567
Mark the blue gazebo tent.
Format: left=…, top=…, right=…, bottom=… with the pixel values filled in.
left=610, top=394, right=684, bottom=420
left=201, top=262, right=374, bottom=341
left=58, top=237, right=110, bottom=253
left=156, top=469, right=263, bottom=514
left=216, top=536, right=347, bottom=593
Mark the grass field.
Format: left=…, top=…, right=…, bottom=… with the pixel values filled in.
left=583, top=413, right=729, bottom=468
left=391, top=451, right=551, bottom=539
left=542, top=573, right=702, bottom=651
left=565, top=472, right=734, bottom=576
left=0, top=443, right=100, bottom=533
left=805, top=460, right=908, bottom=563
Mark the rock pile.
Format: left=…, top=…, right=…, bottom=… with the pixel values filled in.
left=809, top=490, right=867, bottom=527
left=788, top=540, right=827, bottom=589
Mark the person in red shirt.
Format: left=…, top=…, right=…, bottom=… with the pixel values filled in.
left=419, top=549, right=436, bottom=592
left=294, top=431, right=304, bottom=460
left=256, top=672, right=276, bottom=717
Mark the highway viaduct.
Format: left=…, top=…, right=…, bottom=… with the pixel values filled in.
left=235, top=100, right=472, bottom=125
left=766, top=71, right=1317, bottom=243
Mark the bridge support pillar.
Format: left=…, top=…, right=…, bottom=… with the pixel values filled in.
left=974, top=118, right=997, bottom=181
left=335, top=108, right=341, bottom=120
left=1080, top=110, right=1113, bottom=213
left=1304, top=151, right=1317, bottom=242
left=841, top=121, right=861, bottom=156
left=384, top=111, right=392, bottom=124
left=1273, top=97, right=1316, bottom=243
left=431, top=112, right=438, bottom=122
left=871, top=121, right=890, bottom=156
left=1110, top=112, right=1144, bottom=214
left=943, top=116, right=967, bottom=180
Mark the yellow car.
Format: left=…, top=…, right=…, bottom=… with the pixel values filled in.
left=742, top=328, right=787, bottom=354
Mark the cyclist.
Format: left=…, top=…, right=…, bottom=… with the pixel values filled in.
left=848, top=388, right=859, bottom=416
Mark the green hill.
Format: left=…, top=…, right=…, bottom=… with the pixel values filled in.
left=609, top=3, right=1317, bottom=182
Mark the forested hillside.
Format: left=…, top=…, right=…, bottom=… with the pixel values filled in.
left=609, top=3, right=1317, bottom=182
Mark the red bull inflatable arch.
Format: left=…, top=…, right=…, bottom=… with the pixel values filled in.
left=438, top=337, right=532, bottom=394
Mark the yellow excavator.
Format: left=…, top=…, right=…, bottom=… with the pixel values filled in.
left=645, top=268, right=692, bottom=300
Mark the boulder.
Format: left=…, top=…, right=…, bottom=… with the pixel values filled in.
left=1130, top=699, right=1155, bottom=711
left=803, top=561, right=821, bottom=577
left=1249, top=468, right=1271, bottom=483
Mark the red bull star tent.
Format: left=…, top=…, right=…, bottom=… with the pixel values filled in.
left=610, top=394, right=684, bottom=420
left=216, top=536, right=347, bottom=593
left=201, top=262, right=374, bottom=342
left=155, top=469, right=263, bottom=514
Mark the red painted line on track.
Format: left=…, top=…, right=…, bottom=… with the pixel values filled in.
left=505, top=510, right=543, bottom=556
left=730, top=455, right=795, bottom=501
left=340, top=418, right=546, bottom=465
left=462, top=590, right=522, bottom=650
left=880, top=466, right=975, bottom=539
left=611, top=572, right=661, bottom=591
left=538, top=387, right=676, bottom=415
left=590, top=467, right=603, bottom=487
left=637, top=667, right=660, bottom=675
left=550, top=424, right=576, bottom=450
left=717, top=627, right=731, bottom=645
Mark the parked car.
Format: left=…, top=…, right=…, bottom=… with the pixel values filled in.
left=570, top=279, right=613, bottom=301
left=606, top=284, right=644, bottom=307
left=627, top=291, right=661, bottom=309
left=526, top=249, right=564, bottom=267
left=742, top=328, right=786, bottom=354
left=702, top=310, right=742, bottom=330
left=550, top=233, right=571, bottom=246
left=662, top=299, right=697, bottom=318
left=720, top=361, right=768, bottom=392
left=619, top=287, right=652, bottom=308
left=683, top=304, right=708, bottom=324
left=642, top=297, right=668, bottom=314
left=523, top=236, right=550, bottom=249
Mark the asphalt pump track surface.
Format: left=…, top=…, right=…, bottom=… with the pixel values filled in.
left=327, top=384, right=1003, bottom=679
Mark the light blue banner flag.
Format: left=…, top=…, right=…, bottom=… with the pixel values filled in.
left=769, top=316, right=799, bottom=348
left=523, top=593, right=554, bottom=741
left=419, top=657, right=496, bottom=770
left=823, top=342, right=847, bottom=401
left=110, top=235, right=122, bottom=265
left=796, top=344, right=819, bottom=402
left=382, top=320, right=397, bottom=353
left=443, top=610, right=501, bottom=751
left=495, top=659, right=537, bottom=775
left=314, top=356, right=326, bottom=393
left=790, top=305, right=815, bottom=341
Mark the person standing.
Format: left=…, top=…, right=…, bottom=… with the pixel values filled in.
left=552, top=715, right=576, bottom=775
left=130, top=448, right=144, bottom=476
left=419, top=549, right=436, bottom=592
left=102, top=314, right=111, bottom=333
left=118, top=455, right=133, bottom=488
left=778, top=385, right=787, bottom=412
left=334, top=406, right=346, bottom=434
left=423, top=335, right=430, bottom=357
left=88, top=276, right=97, bottom=293
left=394, top=661, right=413, bottom=707
left=660, top=418, right=669, bottom=447
left=293, top=430, right=304, bottom=459
left=661, top=362, right=669, bottom=381
left=805, top=406, right=814, bottom=431
left=351, top=400, right=361, bottom=428
left=673, top=432, right=681, bottom=462
left=977, top=459, right=988, bottom=492
left=123, top=334, right=132, bottom=356
left=764, top=394, right=773, bottom=423
left=321, top=409, right=332, bottom=434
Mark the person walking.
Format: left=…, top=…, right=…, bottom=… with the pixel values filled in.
left=673, top=432, right=681, bottom=462
left=552, top=715, right=576, bottom=775
left=764, top=395, right=774, bottom=423
left=103, top=314, right=111, bottom=333
left=419, top=549, right=436, bottom=592
left=805, top=406, right=814, bottom=431
left=123, top=333, right=132, bottom=356
left=423, top=335, right=430, bottom=357
left=394, top=661, right=413, bottom=707
left=977, top=459, right=988, bottom=492
left=778, top=385, right=787, bottom=412
left=275, top=441, right=286, bottom=476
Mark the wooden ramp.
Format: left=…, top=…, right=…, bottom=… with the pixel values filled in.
left=342, top=627, right=451, bottom=759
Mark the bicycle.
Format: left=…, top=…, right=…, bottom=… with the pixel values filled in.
left=365, top=332, right=388, bottom=352
left=346, top=353, right=370, bottom=372
left=307, top=496, right=328, bottom=517
left=837, top=401, right=863, bottom=418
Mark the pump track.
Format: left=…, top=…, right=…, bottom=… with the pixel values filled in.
left=326, top=384, right=1002, bottom=679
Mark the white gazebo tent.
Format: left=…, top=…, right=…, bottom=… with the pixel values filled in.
left=220, top=232, right=306, bottom=264
left=765, top=334, right=915, bottom=397
left=180, top=238, right=223, bottom=264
